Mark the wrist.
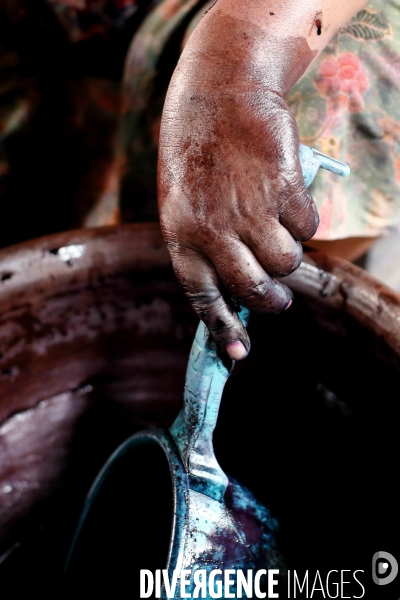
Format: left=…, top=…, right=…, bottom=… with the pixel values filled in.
left=181, top=7, right=316, bottom=97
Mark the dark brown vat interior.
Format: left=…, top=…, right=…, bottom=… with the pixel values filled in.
left=62, top=437, right=174, bottom=595
left=0, top=223, right=399, bottom=597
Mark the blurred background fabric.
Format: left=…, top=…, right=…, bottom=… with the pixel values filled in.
left=0, top=0, right=183, bottom=247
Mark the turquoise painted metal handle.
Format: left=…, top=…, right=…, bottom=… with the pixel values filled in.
left=170, top=145, right=350, bottom=501
left=298, top=144, right=350, bottom=187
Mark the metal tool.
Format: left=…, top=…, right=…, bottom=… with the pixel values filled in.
left=62, top=145, right=349, bottom=598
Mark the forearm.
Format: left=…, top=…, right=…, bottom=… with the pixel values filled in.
left=179, top=0, right=368, bottom=96
left=214, top=0, right=368, bottom=52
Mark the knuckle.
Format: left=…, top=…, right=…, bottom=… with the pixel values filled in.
left=187, top=293, right=242, bottom=341
left=296, top=209, right=320, bottom=241
left=186, top=286, right=222, bottom=314
left=286, top=196, right=319, bottom=241
left=195, top=219, right=224, bottom=250
left=238, top=277, right=289, bottom=313
left=238, top=278, right=272, bottom=310
left=209, top=319, right=237, bottom=337
left=265, top=244, right=303, bottom=277
left=274, top=248, right=303, bottom=277
left=185, top=287, right=240, bottom=336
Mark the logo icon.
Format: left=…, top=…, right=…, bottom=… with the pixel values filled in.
left=372, top=552, right=398, bottom=586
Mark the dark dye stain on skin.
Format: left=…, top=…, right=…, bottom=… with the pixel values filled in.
left=203, top=0, right=218, bottom=17
left=309, top=12, right=322, bottom=35
left=212, top=318, right=226, bottom=335
left=0, top=271, right=13, bottom=282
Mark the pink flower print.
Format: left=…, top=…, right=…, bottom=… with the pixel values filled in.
left=313, top=197, right=334, bottom=240
left=314, top=52, right=370, bottom=115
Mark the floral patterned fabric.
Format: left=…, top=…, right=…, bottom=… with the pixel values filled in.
left=288, top=0, right=400, bottom=240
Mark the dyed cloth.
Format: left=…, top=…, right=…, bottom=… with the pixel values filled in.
left=0, top=0, right=399, bottom=246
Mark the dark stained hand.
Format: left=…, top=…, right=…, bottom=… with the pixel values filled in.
left=158, top=1, right=366, bottom=359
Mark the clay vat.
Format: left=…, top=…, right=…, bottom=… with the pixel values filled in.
left=0, top=223, right=399, bottom=596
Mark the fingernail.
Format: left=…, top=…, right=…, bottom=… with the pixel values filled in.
left=285, top=298, right=293, bottom=310
left=225, top=341, right=247, bottom=360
